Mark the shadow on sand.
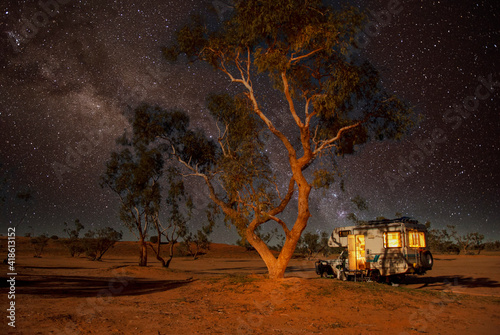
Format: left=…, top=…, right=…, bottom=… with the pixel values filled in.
left=1, top=275, right=195, bottom=298
left=404, top=275, right=500, bottom=290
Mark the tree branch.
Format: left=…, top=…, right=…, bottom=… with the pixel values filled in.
left=313, top=121, right=362, bottom=155
left=290, top=47, right=324, bottom=64
left=281, top=71, right=303, bottom=128
left=268, top=215, right=290, bottom=237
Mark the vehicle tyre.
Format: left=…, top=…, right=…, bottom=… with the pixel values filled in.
left=369, top=270, right=381, bottom=283
left=315, top=260, right=323, bottom=276
left=389, top=274, right=405, bottom=284
left=420, top=250, right=433, bottom=269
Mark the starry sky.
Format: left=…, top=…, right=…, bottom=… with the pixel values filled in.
left=1, top=0, right=499, bottom=243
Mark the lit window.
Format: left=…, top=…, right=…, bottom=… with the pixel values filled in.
left=339, top=230, right=350, bottom=237
left=384, top=232, right=401, bottom=248
left=408, top=231, right=426, bottom=248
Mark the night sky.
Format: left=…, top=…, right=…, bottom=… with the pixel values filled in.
left=1, top=0, right=499, bottom=243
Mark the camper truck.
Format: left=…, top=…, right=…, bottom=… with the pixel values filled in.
left=315, top=217, right=433, bottom=282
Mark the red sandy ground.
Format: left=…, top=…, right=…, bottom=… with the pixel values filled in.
left=1, top=237, right=499, bottom=334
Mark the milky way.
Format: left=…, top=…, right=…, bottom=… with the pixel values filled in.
left=1, top=0, right=499, bottom=242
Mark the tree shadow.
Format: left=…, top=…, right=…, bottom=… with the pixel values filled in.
left=21, top=266, right=100, bottom=270
left=404, top=275, right=500, bottom=290
left=1, top=275, right=195, bottom=298
left=189, top=265, right=269, bottom=275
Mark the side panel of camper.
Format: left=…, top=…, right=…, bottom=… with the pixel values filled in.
left=325, top=218, right=433, bottom=279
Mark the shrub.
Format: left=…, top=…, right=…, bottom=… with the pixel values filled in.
left=31, top=235, right=49, bottom=258
left=83, top=227, right=122, bottom=261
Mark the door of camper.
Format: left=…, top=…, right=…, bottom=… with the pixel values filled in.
left=348, top=234, right=366, bottom=271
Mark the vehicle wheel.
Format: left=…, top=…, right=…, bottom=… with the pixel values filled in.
left=369, top=270, right=381, bottom=283
left=421, top=250, right=433, bottom=268
left=390, top=274, right=405, bottom=284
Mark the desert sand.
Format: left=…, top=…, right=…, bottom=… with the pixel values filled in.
left=1, top=237, right=499, bottom=334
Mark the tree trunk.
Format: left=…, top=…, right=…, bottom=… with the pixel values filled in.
left=246, top=168, right=312, bottom=280
left=165, top=241, right=175, bottom=268
left=148, top=241, right=167, bottom=267
left=247, top=212, right=309, bottom=279
left=139, top=238, right=148, bottom=266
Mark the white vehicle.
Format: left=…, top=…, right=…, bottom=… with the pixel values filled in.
left=315, top=217, right=433, bottom=282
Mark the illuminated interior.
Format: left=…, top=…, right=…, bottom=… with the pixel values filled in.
left=348, top=234, right=366, bottom=270
left=408, top=230, right=426, bottom=248
left=384, top=232, right=401, bottom=248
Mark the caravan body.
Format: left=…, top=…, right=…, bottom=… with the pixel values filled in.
left=318, top=217, right=433, bottom=280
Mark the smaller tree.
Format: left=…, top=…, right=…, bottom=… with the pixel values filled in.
left=84, top=227, right=123, bottom=261
left=180, top=226, right=212, bottom=259
left=101, top=125, right=164, bottom=267
left=483, top=240, right=500, bottom=251
left=469, top=232, right=485, bottom=254
left=149, top=167, right=194, bottom=268
left=297, top=231, right=331, bottom=259
left=63, top=219, right=86, bottom=257
left=427, top=225, right=459, bottom=254
left=456, top=231, right=484, bottom=255
left=298, top=232, right=320, bottom=259
left=31, top=234, right=49, bottom=258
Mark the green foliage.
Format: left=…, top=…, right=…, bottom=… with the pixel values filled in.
left=312, top=169, right=336, bottom=189
left=63, top=219, right=84, bottom=239
left=179, top=223, right=213, bottom=259
left=163, top=166, right=193, bottom=243
left=101, top=109, right=164, bottom=235
left=297, top=231, right=331, bottom=259
left=103, top=105, right=207, bottom=267
left=83, top=227, right=123, bottom=261
left=101, top=106, right=166, bottom=266
left=346, top=195, right=369, bottom=225
left=166, top=0, right=415, bottom=155
left=63, top=219, right=86, bottom=257
left=427, top=226, right=459, bottom=254
left=351, top=195, right=368, bottom=211
left=130, top=104, right=218, bottom=174
left=456, top=231, right=484, bottom=255
left=207, top=94, right=274, bottom=222
left=427, top=223, right=485, bottom=255
left=483, top=240, right=500, bottom=251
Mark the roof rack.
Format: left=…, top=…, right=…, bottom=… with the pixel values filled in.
left=366, top=216, right=419, bottom=225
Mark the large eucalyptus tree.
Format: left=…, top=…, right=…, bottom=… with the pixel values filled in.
left=149, top=0, right=415, bottom=278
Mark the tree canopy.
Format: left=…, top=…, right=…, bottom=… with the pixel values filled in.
left=149, top=0, right=416, bottom=278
